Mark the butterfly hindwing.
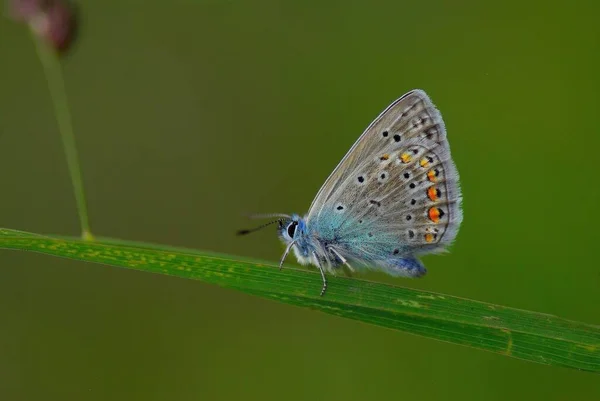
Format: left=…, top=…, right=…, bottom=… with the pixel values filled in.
left=307, top=90, right=462, bottom=276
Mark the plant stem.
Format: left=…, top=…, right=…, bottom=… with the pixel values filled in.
left=31, top=34, right=93, bottom=241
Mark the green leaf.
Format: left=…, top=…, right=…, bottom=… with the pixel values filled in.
left=1, top=228, right=598, bottom=373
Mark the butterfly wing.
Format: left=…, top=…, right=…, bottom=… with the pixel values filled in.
left=306, top=89, right=462, bottom=276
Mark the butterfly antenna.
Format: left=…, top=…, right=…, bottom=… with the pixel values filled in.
left=236, top=219, right=283, bottom=236
left=245, top=213, right=291, bottom=220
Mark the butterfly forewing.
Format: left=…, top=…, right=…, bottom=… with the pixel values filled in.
left=306, top=90, right=462, bottom=273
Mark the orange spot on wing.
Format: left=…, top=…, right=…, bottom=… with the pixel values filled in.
left=428, top=207, right=441, bottom=223
left=427, top=168, right=440, bottom=182
left=425, top=233, right=434, bottom=243
left=400, top=153, right=412, bottom=163
left=427, top=186, right=439, bottom=201
left=380, top=154, right=390, bottom=161
left=420, top=158, right=430, bottom=168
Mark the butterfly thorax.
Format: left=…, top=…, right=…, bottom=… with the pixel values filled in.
left=278, top=213, right=352, bottom=270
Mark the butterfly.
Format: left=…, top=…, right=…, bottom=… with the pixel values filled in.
left=238, top=89, right=463, bottom=296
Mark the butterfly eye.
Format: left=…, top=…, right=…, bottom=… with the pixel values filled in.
left=287, top=221, right=298, bottom=238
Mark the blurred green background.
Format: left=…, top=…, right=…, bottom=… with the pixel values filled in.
left=1, top=1, right=599, bottom=400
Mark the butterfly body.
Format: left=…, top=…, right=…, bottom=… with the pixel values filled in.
left=278, top=210, right=426, bottom=277
left=242, top=89, right=462, bottom=295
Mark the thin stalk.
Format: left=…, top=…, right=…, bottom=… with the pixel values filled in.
left=31, top=34, right=93, bottom=240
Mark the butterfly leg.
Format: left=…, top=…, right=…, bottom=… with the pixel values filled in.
left=329, top=247, right=354, bottom=272
left=279, top=240, right=296, bottom=270
left=312, top=251, right=328, bottom=296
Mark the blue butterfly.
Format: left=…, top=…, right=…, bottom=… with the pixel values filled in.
left=239, top=90, right=463, bottom=295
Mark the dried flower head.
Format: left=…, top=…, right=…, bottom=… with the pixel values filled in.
left=8, top=0, right=76, bottom=53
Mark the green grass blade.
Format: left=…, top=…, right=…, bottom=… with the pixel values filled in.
left=1, top=228, right=598, bottom=373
